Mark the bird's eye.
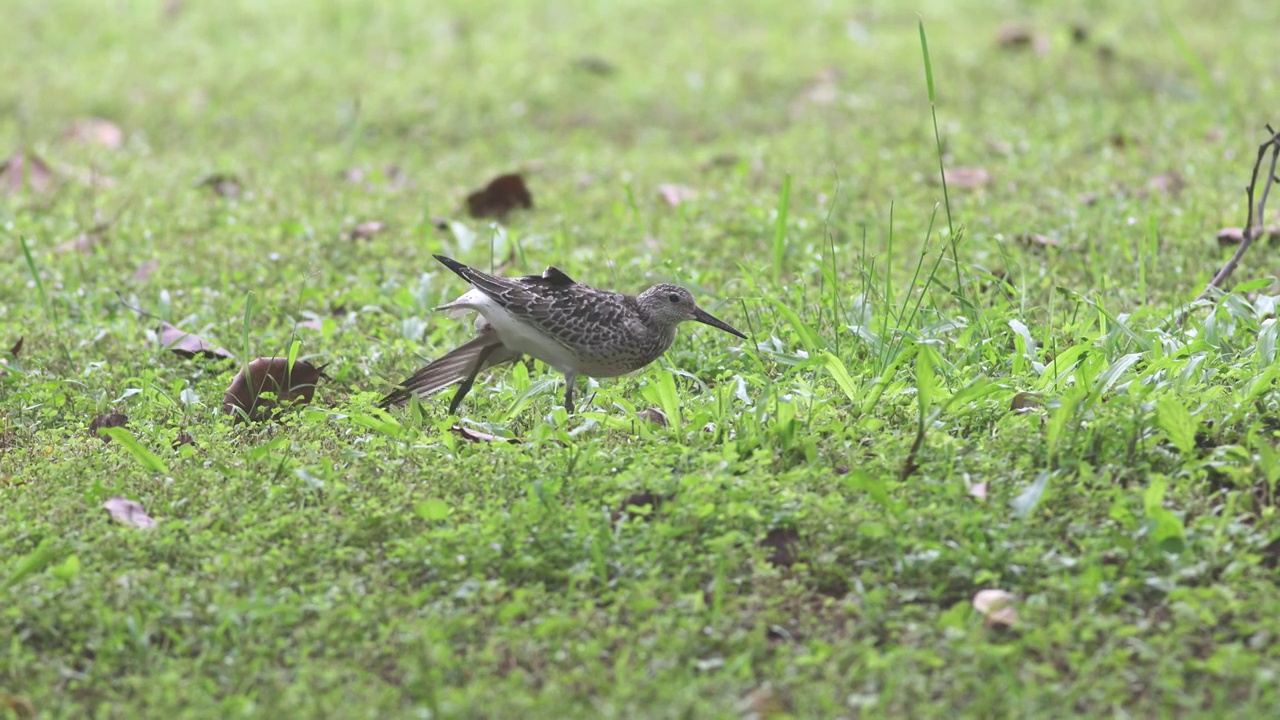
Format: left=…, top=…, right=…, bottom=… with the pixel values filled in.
left=667, top=293, right=681, bottom=304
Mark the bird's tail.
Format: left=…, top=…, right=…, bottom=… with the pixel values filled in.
left=379, top=332, right=519, bottom=408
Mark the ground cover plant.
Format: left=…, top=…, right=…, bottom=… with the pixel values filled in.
left=3, top=0, right=1280, bottom=716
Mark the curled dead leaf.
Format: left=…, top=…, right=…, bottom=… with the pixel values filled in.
left=972, top=588, right=1020, bottom=627
left=943, top=166, right=991, bottom=190
left=198, top=173, right=242, bottom=198
left=63, top=118, right=124, bottom=150
left=158, top=322, right=234, bottom=361
left=349, top=220, right=386, bottom=241
left=449, top=424, right=520, bottom=444
left=465, top=173, right=533, bottom=220
left=1216, top=227, right=1280, bottom=246
left=760, top=527, right=801, bottom=568
left=0, top=152, right=55, bottom=194
left=172, top=431, right=195, bottom=448
left=657, top=184, right=697, bottom=207
left=612, top=491, right=673, bottom=523
left=223, top=358, right=327, bottom=423
left=103, top=495, right=157, bottom=529
left=1148, top=171, right=1185, bottom=196
left=1014, top=233, right=1060, bottom=250
left=89, top=413, right=129, bottom=441
left=996, top=23, right=1050, bottom=55
left=637, top=407, right=668, bottom=426
left=9, top=337, right=21, bottom=358
left=1009, top=392, right=1045, bottom=413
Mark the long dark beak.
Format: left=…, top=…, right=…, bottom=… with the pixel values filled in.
left=693, top=307, right=748, bottom=339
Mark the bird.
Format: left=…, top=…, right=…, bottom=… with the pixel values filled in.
left=379, top=254, right=747, bottom=414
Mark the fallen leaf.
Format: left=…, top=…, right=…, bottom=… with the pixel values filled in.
left=349, top=220, right=386, bottom=241
left=222, top=358, right=327, bottom=423
left=52, top=224, right=108, bottom=254
left=103, top=496, right=157, bottom=529
left=1148, top=171, right=1185, bottom=196
left=735, top=684, right=787, bottom=719
left=1014, top=233, right=1060, bottom=249
left=1216, top=227, right=1280, bottom=246
left=789, top=68, right=840, bottom=117
left=448, top=424, right=520, bottom=444
left=63, top=118, right=124, bottom=149
left=571, top=55, right=616, bottom=76
left=198, top=173, right=242, bottom=198
left=996, top=23, right=1050, bottom=55
left=943, top=166, right=991, bottom=189
left=972, top=588, right=1020, bottom=627
left=133, top=260, right=160, bottom=281
left=1009, top=392, right=1044, bottom=413
left=612, top=491, right=673, bottom=523
left=0, top=693, right=34, bottom=719
left=89, top=413, right=129, bottom=441
left=1070, top=24, right=1090, bottom=44
left=760, top=527, right=801, bottom=568
left=157, top=322, right=234, bottom=361
left=9, top=337, right=21, bottom=358
left=0, top=151, right=55, bottom=194
left=968, top=482, right=989, bottom=501
left=172, top=431, right=195, bottom=448
left=465, top=173, right=533, bottom=220
left=637, top=407, right=668, bottom=426
left=657, top=184, right=697, bottom=207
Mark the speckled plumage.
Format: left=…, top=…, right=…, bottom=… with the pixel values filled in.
left=379, top=255, right=747, bottom=413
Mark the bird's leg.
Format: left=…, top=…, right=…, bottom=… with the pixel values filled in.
left=563, top=372, right=578, bottom=414
left=449, top=344, right=499, bottom=414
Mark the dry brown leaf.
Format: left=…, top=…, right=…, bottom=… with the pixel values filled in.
left=63, top=118, right=124, bottom=150
left=199, top=173, right=242, bottom=198
left=968, top=482, right=989, bottom=501
left=465, top=173, right=533, bottom=220
left=1014, top=233, right=1060, bottom=249
left=172, top=431, right=195, bottom=448
left=1216, top=227, right=1280, bottom=246
left=222, top=358, right=327, bottom=423
left=637, top=407, right=668, bottom=426
left=449, top=424, right=520, bottom=444
left=89, top=413, right=129, bottom=441
left=157, top=322, right=234, bottom=361
left=52, top=224, right=109, bottom=254
left=944, top=166, right=991, bottom=190
left=973, top=588, right=1020, bottom=627
left=9, top=337, right=21, bottom=358
left=657, top=184, right=697, bottom=207
left=571, top=55, right=616, bottom=76
left=0, top=152, right=55, bottom=195
left=1148, top=171, right=1185, bottom=196
left=349, top=221, right=386, bottom=241
left=103, top=496, right=157, bottom=529
left=789, top=68, right=840, bottom=117
left=996, top=23, right=1050, bottom=55
left=0, top=693, right=34, bottom=719
left=1009, top=392, right=1045, bottom=413
left=760, top=527, right=801, bottom=568
left=133, top=260, right=160, bottom=281
left=612, top=491, right=673, bottom=523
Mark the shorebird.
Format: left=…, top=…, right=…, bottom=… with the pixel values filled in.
left=380, top=255, right=747, bottom=413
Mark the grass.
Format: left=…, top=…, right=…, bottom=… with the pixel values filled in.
left=4, top=0, right=1280, bottom=716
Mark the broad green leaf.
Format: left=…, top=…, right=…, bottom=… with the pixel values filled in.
left=822, top=352, right=860, bottom=405
left=3, top=538, right=60, bottom=590
left=415, top=499, right=451, bottom=521
left=1155, top=395, right=1198, bottom=455
left=99, top=428, right=169, bottom=474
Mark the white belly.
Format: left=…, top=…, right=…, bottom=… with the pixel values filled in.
left=442, top=289, right=581, bottom=374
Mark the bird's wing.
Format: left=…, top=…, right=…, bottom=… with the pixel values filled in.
left=379, top=330, right=520, bottom=408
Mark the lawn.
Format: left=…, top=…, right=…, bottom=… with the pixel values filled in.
left=4, top=0, right=1280, bottom=717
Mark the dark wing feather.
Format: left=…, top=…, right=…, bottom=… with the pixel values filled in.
left=379, top=331, right=520, bottom=408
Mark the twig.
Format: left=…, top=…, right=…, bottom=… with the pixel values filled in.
left=1193, top=124, right=1280, bottom=305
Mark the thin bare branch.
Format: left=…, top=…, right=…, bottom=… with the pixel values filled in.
left=1193, top=124, right=1280, bottom=305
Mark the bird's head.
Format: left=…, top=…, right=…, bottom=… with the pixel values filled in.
left=638, top=283, right=747, bottom=339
